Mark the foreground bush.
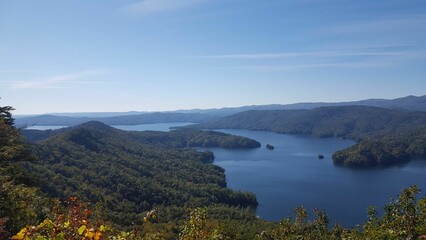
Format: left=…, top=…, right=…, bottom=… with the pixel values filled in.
left=11, top=186, right=426, bottom=240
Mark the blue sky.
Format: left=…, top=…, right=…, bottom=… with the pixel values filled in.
left=1, top=0, right=426, bottom=114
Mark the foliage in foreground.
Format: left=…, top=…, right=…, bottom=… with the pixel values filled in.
left=0, top=104, right=52, bottom=237
left=10, top=186, right=426, bottom=240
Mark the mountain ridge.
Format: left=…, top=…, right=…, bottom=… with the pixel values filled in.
left=15, top=95, right=426, bottom=127
left=190, top=105, right=426, bottom=138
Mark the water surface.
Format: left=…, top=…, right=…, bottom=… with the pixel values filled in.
left=27, top=125, right=67, bottom=130
left=113, top=122, right=193, bottom=131
left=27, top=122, right=192, bottom=132
left=200, top=129, right=426, bottom=227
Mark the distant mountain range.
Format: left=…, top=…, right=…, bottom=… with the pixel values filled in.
left=175, top=95, right=426, bottom=116
left=15, top=95, right=426, bottom=127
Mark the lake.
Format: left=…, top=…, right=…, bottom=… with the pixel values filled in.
left=26, top=122, right=193, bottom=132
left=111, top=122, right=193, bottom=131
left=27, top=125, right=68, bottom=130
left=28, top=123, right=426, bottom=227
left=200, top=129, right=426, bottom=227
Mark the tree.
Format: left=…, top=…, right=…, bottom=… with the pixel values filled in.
left=0, top=102, right=49, bottom=235
left=0, top=102, right=32, bottom=163
left=362, top=185, right=426, bottom=239
left=0, top=101, right=15, bottom=126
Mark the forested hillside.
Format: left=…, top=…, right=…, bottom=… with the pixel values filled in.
left=126, top=128, right=261, bottom=149
left=19, top=121, right=258, bottom=228
left=192, top=106, right=426, bottom=138
left=190, top=106, right=426, bottom=167
left=333, top=126, right=426, bottom=167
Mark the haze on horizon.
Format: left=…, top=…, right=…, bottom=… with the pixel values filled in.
left=1, top=0, right=426, bottom=115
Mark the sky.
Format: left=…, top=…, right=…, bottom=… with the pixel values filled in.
left=1, top=0, right=426, bottom=114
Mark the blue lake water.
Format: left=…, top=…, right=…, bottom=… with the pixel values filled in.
left=27, top=125, right=68, bottom=130
left=27, top=122, right=193, bottom=132
left=112, top=122, right=193, bottom=131
left=200, top=129, right=426, bottom=227
left=29, top=123, right=426, bottom=227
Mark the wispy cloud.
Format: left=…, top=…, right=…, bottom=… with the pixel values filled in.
left=190, top=47, right=426, bottom=72
left=326, top=14, right=426, bottom=34
left=226, top=62, right=390, bottom=72
left=189, top=50, right=422, bottom=60
left=0, top=69, right=48, bottom=73
left=124, top=0, right=208, bottom=16
left=1, top=69, right=110, bottom=89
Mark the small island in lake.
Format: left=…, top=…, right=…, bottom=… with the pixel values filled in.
left=266, top=144, right=274, bottom=150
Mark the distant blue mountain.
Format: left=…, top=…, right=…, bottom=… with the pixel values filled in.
left=173, top=95, right=426, bottom=116
left=14, top=95, right=426, bottom=127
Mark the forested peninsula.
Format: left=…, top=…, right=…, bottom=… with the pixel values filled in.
left=189, top=105, right=426, bottom=167
left=22, top=122, right=261, bottom=149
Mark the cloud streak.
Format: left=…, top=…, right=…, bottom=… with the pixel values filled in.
left=326, top=14, right=426, bottom=35
left=124, top=0, right=207, bottom=16
left=189, top=50, right=423, bottom=60
left=191, top=47, right=426, bottom=72
left=1, top=69, right=109, bottom=89
left=225, top=62, right=390, bottom=72
left=0, top=69, right=48, bottom=73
